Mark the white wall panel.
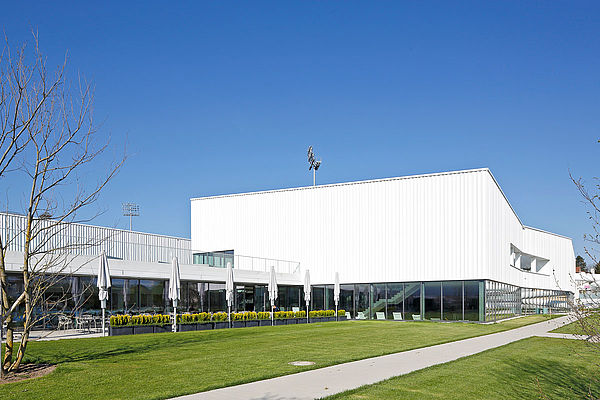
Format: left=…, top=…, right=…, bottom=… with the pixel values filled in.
left=191, top=169, right=573, bottom=291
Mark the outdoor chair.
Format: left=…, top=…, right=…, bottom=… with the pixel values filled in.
left=58, top=315, right=73, bottom=330
left=292, top=307, right=300, bottom=313
left=412, top=314, right=422, bottom=321
left=345, top=312, right=351, bottom=319
left=356, top=311, right=367, bottom=320
left=392, top=312, right=403, bottom=320
left=376, top=312, right=386, bottom=320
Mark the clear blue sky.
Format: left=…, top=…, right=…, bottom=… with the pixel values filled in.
left=1, top=2, right=599, bottom=260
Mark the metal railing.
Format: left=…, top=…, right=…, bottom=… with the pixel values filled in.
left=192, top=250, right=301, bottom=275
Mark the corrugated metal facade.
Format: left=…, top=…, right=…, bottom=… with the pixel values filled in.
left=191, top=168, right=575, bottom=292
left=0, top=213, right=192, bottom=264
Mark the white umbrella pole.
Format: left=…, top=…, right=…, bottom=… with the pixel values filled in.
left=306, top=302, right=309, bottom=324
left=271, top=300, right=274, bottom=325
left=228, top=305, right=231, bottom=329
left=102, top=308, right=106, bottom=337
left=336, top=303, right=338, bottom=322
left=173, top=306, right=177, bottom=333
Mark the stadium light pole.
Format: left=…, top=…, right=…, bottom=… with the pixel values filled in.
left=307, top=146, right=322, bottom=187
left=122, top=203, right=140, bottom=231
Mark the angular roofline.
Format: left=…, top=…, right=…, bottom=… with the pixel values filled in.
left=191, top=167, right=490, bottom=201
left=190, top=167, right=571, bottom=241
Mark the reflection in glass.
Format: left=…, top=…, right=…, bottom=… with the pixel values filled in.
left=311, top=286, right=325, bottom=310
left=339, top=285, right=354, bottom=317
left=442, top=281, right=462, bottom=320
left=371, top=284, right=386, bottom=319
left=404, top=282, right=421, bottom=319
left=355, top=284, right=370, bottom=319
left=208, top=283, right=225, bottom=312
left=424, top=282, right=441, bottom=320
left=386, top=283, right=403, bottom=319
left=464, top=281, right=480, bottom=321
left=139, top=279, right=165, bottom=313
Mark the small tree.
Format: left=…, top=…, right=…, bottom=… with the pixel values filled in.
left=0, top=33, right=124, bottom=375
left=576, top=255, right=587, bottom=273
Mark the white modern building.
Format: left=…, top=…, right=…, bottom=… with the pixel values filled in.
left=191, top=168, right=575, bottom=321
left=3, top=168, right=575, bottom=325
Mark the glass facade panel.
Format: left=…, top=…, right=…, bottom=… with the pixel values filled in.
left=371, top=284, right=387, bottom=319
left=277, top=286, right=289, bottom=311
left=442, top=281, right=463, bottom=320
left=424, top=282, right=441, bottom=320
left=288, top=286, right=301, bottom=310
left=339, top=285, right=354, bottom=317
left=254, top=285, right=267, bottom=312
left=404, top=282, right=421, bottom=319
left=208, top=283, right=225, bottom=312
left=464, top=281, right=481, bottom=321
left=78, top=276, right=101, bottom=313
left=139, top=279, right=164, bottom=313
left=355, top=284, right=370, bottom=319
left=325, top=285, right=335, bottom=311
left=386, top=283, right=403, bottom=319
left=188, top=282, right=207, bottom=312
left=311, top=286, right=325, bottom=310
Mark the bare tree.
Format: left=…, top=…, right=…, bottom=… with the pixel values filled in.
left=0, top=32, right=124, bottom=376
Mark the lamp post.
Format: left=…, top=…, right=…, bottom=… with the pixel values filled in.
left=122, top=203, right=140, bottom=231
left=307, top=146, right=322, bottom=187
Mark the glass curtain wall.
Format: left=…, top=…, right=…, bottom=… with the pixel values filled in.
left=339, top=285, right=354, bottom=317
left=464, top=281, right=481, bottom=321
left=404, top=282, right=421, bottom=319
left=355, top=284, right=370, bottom=319
left=386, top=283, right=403, bottom=319
left=371, top=284, right=387, bottom=319
left=442, top=281, right=463, bottom=320
left=139, top=280, right=165, bottom=313
left=311, top=286, right=325, bottom=310
left=424, top=282, right=441, bottom=320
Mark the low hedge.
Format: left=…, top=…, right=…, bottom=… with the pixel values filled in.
left=110, top=309, right=339, bottom=326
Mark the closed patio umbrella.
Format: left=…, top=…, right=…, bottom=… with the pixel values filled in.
left=226, top=262, right=234, bottom=328
left=96, top=251, right=111, bottom=336
left=268, top=266, right=278, bottom=324
left=169, top=256, right=181, bottom=332
left=334, top=272, right=340, bottom=321
left=304, top=269, right=311, bottom=323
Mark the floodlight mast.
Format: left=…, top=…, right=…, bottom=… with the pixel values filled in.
left=122, top=203, right=140, bottom=231
left=307, top=146, right=322, bottom=187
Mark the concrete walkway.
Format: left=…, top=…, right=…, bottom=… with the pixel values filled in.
left=173, top=316, right=571, bottom=400
left=6, top=328, right=105, bottom=342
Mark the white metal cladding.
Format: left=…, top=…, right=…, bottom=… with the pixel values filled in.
left=0, top=213, right=192, bottom=264
left=191, top=168, right=575, bottom=292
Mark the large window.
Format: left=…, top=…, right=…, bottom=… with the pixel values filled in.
left=111, top=279, right=139, bottom=314
left=464, top=281, right=481, bottom=321
left=443, top=281, right=463, bottom=320
left=339, top=285, right=354, bottom=317
left=311, top=286, right=325, bottom=310
left=139, top=279, right=164, bottom=313
left=386, top=283, right=403, bottom=319
left=188, top=282, right=207, bottom=312
left=371, top=284, right=386, bottom=319
left=404, top=282, right=421, bottom=319
left=254, top=285, right=267, bottom=312
left=208, top=283, right=225, bottom=312
left=424, top=282, right=441, bottom=320
left=355, top=284, right=370, bottom=319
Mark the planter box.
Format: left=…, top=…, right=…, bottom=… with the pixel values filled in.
left=154, top=325, right=171, bottom=333
left=258, top=319, right=272, bottom=326
left=245, top=320, right=259, bottom=327
left=178, top=323, right=197, bottom=332
left=196, top=322, right=212, bottom=331
left=233, top=321, right=245, bottom=328
left=274, top=319, right=287, bottom=326
left=109, top=326, right=133, bottom=336
left=134, top=325, right=155, bottom=335
left=286, top=318, right=298, bottom=325
left=338, top=316, right=348, bottom=321
left=309, top=317, right=324, bottom=323
left=297, top=318, right=308, bottom=324
left=213, top=322, right=228, bottom=329
left=325, top=317, right=336, bottom=322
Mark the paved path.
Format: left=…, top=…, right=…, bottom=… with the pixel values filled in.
left=173, top=316, right=571, bottom=400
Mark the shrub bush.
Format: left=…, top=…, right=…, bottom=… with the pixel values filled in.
left=232, top=312, right=244, bottom=321
left=338, top=309, right=346, bottom=316
left=294, top=310, right=306, bottom=318
left=245, top=311, right=258, bottom=321
left=257, top=311, right=270, bottom=320
left=212, top=312, right=227, bottom=322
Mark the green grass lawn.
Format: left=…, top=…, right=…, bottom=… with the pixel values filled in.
left=552, top=313, right=600, bottom=335
left=326, top=336, right=599, bottom=400
left=1, top=315, right=555, bottom=400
